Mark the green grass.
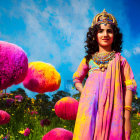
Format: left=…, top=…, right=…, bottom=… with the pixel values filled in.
left=1, top=114, right=140, bottom=140
left=131, top=116, right=140, bottom=139
left=0, top=94, right=140, bottom=140
left=0, top=115, right=75, bottom=140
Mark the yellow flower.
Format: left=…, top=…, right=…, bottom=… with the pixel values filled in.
left=72, top=86, right=75, bottom=89
left=0, top=134, right=4, bottom=139
left=52, top=109, right=55, bottom=111
left=27, top=108, right=30, bottom=112
left=64, top=126, right=67, bottom=128
left=19, top=130, right=25, bottom=134
left=135, top=95, right=138, bottom=100
left=31, top=98, right=35, bottom=104
left=39, top=99, right=42, bottom=102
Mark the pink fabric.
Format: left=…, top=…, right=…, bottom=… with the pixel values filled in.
left=72, top=53, right=137, bottom=140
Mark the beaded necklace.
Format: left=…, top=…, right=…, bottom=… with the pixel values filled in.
left=92, top=50, right=116, bottom=72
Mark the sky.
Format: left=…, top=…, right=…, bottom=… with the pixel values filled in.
left=0, top=0, right=140, bottom=98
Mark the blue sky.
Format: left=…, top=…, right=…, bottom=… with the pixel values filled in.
left=0, top=0, right=140, bottom=97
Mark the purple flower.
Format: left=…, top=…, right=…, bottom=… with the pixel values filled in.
left=24, top=128, right=30, bottom=136
left=6, top=98, right=15, bottom=106
left=2, top=136, right=7, bottom=140
left=132, top=108, right=136, bottom=111
left=40, top=119, right=51, bottom=127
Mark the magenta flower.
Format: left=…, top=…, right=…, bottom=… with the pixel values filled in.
left=30, top=111, right=38, bottom=115
left=132, top=108, right=136, bottom=111
left=2, top=136, right=8, bottom=140
left=40, top=118, right=51, bottom=127
left=24, top=128, right=30, bottom=136
left=15, top=95, right=23, bottom=102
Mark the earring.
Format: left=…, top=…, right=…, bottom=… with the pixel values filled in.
left=93, top=37, right=95, bottom=40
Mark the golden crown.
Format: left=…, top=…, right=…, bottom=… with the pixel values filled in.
left=91, top=9, right=117, bottom=27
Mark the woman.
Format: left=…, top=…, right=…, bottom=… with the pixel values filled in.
left=72, top=9, right=137, bottom=140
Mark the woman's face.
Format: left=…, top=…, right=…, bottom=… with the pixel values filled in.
left=96, top=24, right=114, bottom=49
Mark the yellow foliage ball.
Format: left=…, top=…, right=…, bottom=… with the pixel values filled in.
left=23, top=61, right=61, bottom=93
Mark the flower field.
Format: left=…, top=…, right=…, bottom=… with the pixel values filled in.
left=0, top=89, right=75, bottom=140
left=0, top=88, right=140, bottom=140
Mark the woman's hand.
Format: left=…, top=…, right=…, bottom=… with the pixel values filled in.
left=124, top=89, right=132, bottom=140
left=75, top=83, right=83, bottom=93
left=124, top=117, right=131, bottom=140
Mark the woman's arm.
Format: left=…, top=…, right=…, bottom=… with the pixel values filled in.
left=75, top=83, right=83, bottom=93
left=124, top=89, right=133, bottom=140
left=73, top=58, right=89, bottom=93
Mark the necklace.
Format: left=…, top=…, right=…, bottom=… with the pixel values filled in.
left=93, top=50, right=116, bottom=72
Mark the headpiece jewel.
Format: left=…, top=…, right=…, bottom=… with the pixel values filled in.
left=91, top=9, right=117, bottom=27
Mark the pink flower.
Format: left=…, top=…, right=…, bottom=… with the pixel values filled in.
left=24, top=128, right=30, bottom=136
left=15, top=95, right=23, bottom=102
left=138, top=122, right=140, bottom=126
left=132, top=108, right=136, bottom=111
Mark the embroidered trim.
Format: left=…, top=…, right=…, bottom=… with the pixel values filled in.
left=124, top=79, right=137, bottom=86
left=88, top=60, right=100, bottom=74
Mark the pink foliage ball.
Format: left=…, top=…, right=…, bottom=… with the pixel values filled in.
left=23, top=61, right=61, bottom=93
left=0, top=110, right=10, bottom=125
left=0, top=41, right=28, bottom=90
left=42, top=128, right=73, bottom=140
left=55, top=97, right=79, bottom=120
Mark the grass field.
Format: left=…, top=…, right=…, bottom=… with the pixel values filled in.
left=0, top=92, right=140, bottom=140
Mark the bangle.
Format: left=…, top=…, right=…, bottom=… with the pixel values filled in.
left=124, top=106, right=132, bottom=112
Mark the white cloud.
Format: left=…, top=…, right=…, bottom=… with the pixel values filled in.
left=47, top=0, right=97, bottom=71
left=123, top=49, right=131, bottom=58
left=19, top=0, right=95, bottom=72
left=133, top=47, right=140, bottom=55
left=2, top=0, right=138, bottom=72
left=8, top=0, right=62, bottom=68
left=0, top=0, right=99, bottom=73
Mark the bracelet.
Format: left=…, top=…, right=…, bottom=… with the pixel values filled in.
left=124, top=106, right=132, bottom=112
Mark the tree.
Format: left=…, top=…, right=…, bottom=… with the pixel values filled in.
left=132, top=92, right=140, bottom=113
left=52, top=90, right=71, bottom=104
left=11, top=88, right=27, bottom=97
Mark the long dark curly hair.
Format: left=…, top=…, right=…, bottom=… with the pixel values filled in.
left=84, top=24, right=123, bottom=64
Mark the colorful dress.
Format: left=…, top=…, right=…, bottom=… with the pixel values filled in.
left=72, top=52, right=137, bottom=140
